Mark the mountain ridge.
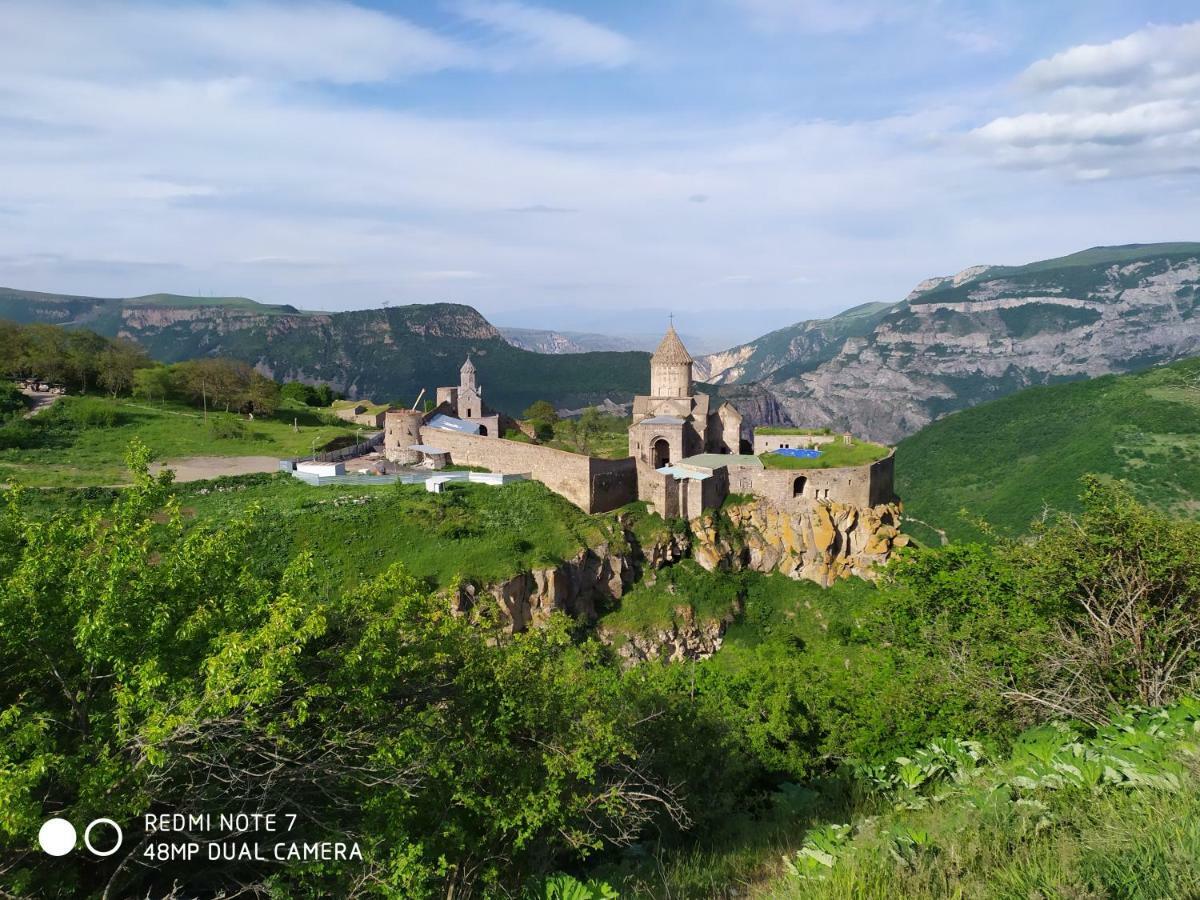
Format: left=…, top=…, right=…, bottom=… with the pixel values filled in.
left=0, top=289, right=649, bottom=414
left=700, top=242, right=1200, bottom=443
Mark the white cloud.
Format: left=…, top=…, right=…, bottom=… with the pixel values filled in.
left=1022, top=22, right=1200, bottom=91
left=453, top=0, right=634, bottom=68
left=969, top=20, right=1200, bottom=179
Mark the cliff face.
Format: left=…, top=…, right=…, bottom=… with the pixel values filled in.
left=453, top=528, right=689, bottom=633
left=696, top=301, right=894, bottom=385
left=454, top=492, right=905, bottom=643
left=700, top=244, right=1200, bottom=444
left=691, top=498, right=908, bottom=586
left=602, top=599, right=742, bottom=666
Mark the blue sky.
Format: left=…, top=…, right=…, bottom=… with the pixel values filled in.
left=1, top=1, right=1198, bottom=344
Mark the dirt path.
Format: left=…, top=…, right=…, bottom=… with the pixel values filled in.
left=20, top=388, right=61, bottom=418
left=150, top=456, right=281, bottom=482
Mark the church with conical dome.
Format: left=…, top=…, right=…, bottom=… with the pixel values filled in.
left=628, top=323, right=743, bottom=468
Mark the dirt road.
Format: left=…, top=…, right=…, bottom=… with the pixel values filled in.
left=150, top=456, right=281, bottom=482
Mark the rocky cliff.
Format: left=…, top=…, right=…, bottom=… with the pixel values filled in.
left=691, top=498, right=908, bottom=586
left=602, top=598, right=742, bottom=666
left=453, top=525, right=689, bottom=633
left=703, top=244, right=1200, bottom=444
left=453, top=491, right=905, bottom=646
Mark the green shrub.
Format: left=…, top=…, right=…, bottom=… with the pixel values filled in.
left=0, top=382, right=25, bottom=416
left=68, top=397, right=119, bottom=428
left=208, top=416, right=248, bottom=440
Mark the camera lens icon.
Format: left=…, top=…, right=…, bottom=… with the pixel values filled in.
left=39, top=817, right=123, bottom=857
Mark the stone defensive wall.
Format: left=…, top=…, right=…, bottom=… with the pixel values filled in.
left=728, top=451, right=895, bottom=509
left=419, top=428, right=638, bottom=514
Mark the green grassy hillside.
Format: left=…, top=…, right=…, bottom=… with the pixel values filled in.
left=0, top=397, right=360, bottom=488
left=895, top=356, right=1200, bottom=542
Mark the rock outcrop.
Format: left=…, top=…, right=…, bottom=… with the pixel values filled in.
left=454, top=526, right=689, bottom=632
left=601, top=600, right=742, bottom=666
left=691, top=498, right=909, bottom=586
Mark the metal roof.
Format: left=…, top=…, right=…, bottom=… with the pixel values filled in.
left=657, top=464, right=710, bottom=481
left=679, top=453, right=764, bottom=470
left=408, top=444, right=449, bottom=454
left=427, top=414, right=482, bottom=434
left=639, top=415, right=686, bottom=426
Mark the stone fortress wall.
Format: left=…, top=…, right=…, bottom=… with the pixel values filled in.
left=752, top=432, right=837, bottom=455
left=729, top=452, right=895, bottom=509
left=418, top=427, right=638, bottom=513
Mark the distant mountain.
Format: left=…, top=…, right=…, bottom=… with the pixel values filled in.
left=704, top=243, right=1200, bottom=443
left=895, top=355, right=1200, bottom=544
left=499, top=327, right=645, bottom=354
left=0, top=288, right=649, bottom=414
left=695, top=301, right=894, bottom=384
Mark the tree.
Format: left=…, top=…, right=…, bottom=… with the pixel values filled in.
left=97, top=339, right=149, bottom=397
left=313, top=383, right=335, bottom=406
left=133, top=365, right=174, bottom=405
left=576, top=407, right=604, bottom=455
left=523, top=400, right=559, bottom=441
left=172, top=358, right=256, bottom=414
left=1011, top=478, right=1200, bottom=723
left=241, top=371, right=280, bottom=416
left=281, top=381, right=317, bottom=405
left=63, top=330, right=107, bottom=393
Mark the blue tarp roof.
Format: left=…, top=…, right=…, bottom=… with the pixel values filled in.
left=427, top=414, right=481, bottom=435
left=772, top=448, right=822, bottom=459
left=640, top=415, right=686, bottom=426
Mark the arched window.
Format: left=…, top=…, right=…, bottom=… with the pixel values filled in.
left=792, top=476, right=807, bottom=498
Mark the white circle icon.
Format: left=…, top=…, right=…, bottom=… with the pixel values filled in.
left=84, top=818, right=123, bottom=857
left=38, top=818, right=76, bottom=856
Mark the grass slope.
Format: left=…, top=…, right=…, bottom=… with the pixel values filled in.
left=761, top=441, right=890, bottom=470
left=171, top=475, right=616, bottom=596
left=0, top=397, right=359, bottom=487
left=895, top=356, right=1200, bottom=542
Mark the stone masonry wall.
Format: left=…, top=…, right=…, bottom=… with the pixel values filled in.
left=419, top=428, right=637, bottom=513
left=746, top=451, right=894, bottom=508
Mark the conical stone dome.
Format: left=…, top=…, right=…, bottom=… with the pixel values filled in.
left=652, top=325, right=693, bottom=365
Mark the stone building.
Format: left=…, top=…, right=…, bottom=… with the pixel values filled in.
left=433, top=357, right=501, bottom=438
left=628, top=324, right=742, bottom=468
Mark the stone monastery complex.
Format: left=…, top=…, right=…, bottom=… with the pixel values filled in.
left=381, top=324, right=896, bottom=523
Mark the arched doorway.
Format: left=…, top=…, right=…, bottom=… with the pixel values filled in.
left=478, top=425, right=488, bottom=436
left=792, top=476, right=807, bottom=497
left=652, top=438, right=671, bottom=468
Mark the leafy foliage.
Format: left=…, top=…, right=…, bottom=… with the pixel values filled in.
left=0, top=444, right=686, bottom=898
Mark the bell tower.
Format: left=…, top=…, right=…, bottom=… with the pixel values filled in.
left=649, top=320, right=693, bottom=399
